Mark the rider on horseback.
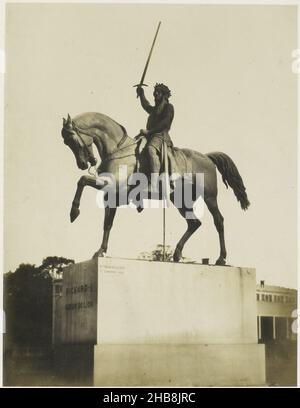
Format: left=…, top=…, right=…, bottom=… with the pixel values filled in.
left=136, top=83, right=174, bottom=177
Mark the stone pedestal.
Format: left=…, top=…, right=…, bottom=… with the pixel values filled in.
left=94, top=344, right=265, bottom=387
left=54, top=257, right=265, bottom=386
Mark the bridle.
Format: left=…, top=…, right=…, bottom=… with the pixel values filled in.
left=64, top=121, right=141, bottom=176
left=73, top=123, right=140, bottom=170
left=72, top=123, right=97, bottom=160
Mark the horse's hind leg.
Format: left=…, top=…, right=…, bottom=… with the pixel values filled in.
left=205, top=196, right=227, bottom=265
left=93, top=206, right=117, bottom=258
left=173, top=202, right=201, bottom=262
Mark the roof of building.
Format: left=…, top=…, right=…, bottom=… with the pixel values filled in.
left=256, top=284, right=297, bottom=294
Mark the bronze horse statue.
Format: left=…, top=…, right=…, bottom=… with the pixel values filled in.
left=61, top=112, right=250, bottom=265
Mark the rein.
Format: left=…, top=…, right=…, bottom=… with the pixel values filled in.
left=72, top=124, right=96, bottom=164
left=101, top=139, right=138, bottom=164
left=73, top=122, right=139, bottom=165
left=69, top=122, right=143, bottom=176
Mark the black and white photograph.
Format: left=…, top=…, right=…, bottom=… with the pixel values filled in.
left=1, top=1, right=298, bottom=388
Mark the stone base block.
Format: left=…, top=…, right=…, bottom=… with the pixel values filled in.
left=94, top=343, right=266, bottom=386
left=97, top=258, right=258, bottom=344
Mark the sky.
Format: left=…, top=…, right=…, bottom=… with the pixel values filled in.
left=4, top=3, right=297, bottom=288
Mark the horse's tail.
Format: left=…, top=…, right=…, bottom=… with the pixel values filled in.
left=207, top=152, right=250, bottom=210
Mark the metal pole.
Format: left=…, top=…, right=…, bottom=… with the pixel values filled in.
left=162, top=141, right=169, bottom=262
left=163, top=206, right=166, bottom=262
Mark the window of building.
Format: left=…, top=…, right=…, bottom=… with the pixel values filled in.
left=257, top=293, right=260, bottom=301
left=264, top=294, right=271, bottom=302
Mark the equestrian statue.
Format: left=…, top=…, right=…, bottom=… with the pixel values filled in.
left=61, top=22, right=250, bottom=265
left=61, top=97, right=250, bottom=265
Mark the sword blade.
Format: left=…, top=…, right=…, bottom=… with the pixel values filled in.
left=134, top=21, right=161, bottom=88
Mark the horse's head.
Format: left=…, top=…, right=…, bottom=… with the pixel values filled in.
left=61, top=114, right=97, bottom=170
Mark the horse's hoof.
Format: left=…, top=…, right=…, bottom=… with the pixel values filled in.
left=136, top=205, right=144, bottom=213
left=173, top=249, right=182, bottom=263
left=92, top=249, right=106, bottom=259
left=215, top=258, right=226, bottom=266
left=70, top=206, right=80, bottom=223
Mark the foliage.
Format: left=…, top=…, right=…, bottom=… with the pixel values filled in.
left=138, top=244, right=174, bottom=262
left=39, top=256, right=74, bottom=279
left=138, top=244, right=192, bottom=262
left=4, top=256, right=74, bottom=347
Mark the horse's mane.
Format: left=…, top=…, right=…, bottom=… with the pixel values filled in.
left=72, top=112, right=127, bottom=137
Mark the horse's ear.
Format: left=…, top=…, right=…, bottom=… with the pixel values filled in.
left=63, top=117, right=66, bottom=126
left=65, top=114, right=73, bottom=130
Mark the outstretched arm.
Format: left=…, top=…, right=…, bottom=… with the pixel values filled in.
left=136, top=86, right=154, bottom=114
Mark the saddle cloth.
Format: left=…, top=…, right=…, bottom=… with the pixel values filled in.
left=136, top=137, right=192, bottom=177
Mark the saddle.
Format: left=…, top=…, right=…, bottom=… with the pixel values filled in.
left=135, top=136, right=192, bottom=178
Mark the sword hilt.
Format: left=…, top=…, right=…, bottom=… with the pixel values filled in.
left=133, top=83, right=148, bottom=98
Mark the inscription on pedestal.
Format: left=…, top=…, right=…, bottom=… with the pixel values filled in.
left=60, top=259, right=98, bottom=344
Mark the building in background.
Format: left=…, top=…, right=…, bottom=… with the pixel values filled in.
left=256, top=282, right=297, bottom=343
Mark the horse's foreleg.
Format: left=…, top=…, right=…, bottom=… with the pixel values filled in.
left=93, top=207, right=117, bottom=258
left=70, top=175, right=104, bottom=222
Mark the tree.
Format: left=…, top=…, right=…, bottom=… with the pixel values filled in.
left=4, top=263, right=52, bottom=346
left=138, top=244, right=192, bottom=262
left=38, top=256, right=74, bottom=279
left=4, top=256, right=74, bottom=347
left=138, top=244, right=174, bottom=262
